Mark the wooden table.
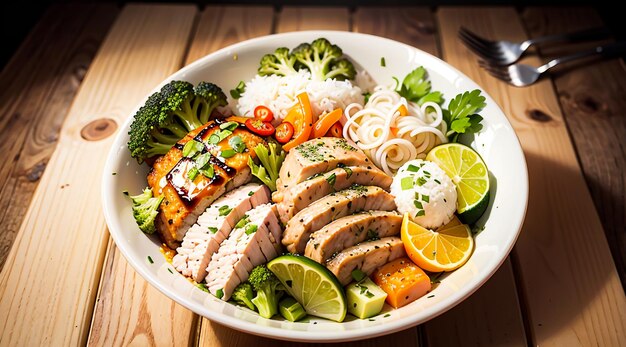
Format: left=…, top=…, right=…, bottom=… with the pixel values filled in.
left=1, top=4, right=625, bottom=346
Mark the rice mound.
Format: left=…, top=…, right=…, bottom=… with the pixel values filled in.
left=235, top=70, right=364, bottom=123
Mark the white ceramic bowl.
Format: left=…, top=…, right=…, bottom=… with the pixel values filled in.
left=102, top=31, right=528, bottom=342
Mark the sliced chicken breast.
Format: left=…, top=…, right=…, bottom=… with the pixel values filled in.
left=205, top=203, right=282, bottom=300
left=172, top=183, right=270, bottom=282
left=147, top=121, right=266, bottom=248
left=273, top=166, right=392, bottom=224
left=326, top=237, right=406, bottom=286
left=276, top=137, right=371, bottom=192
left=305, top=211, right=402, bottom=263
left=281, top=185, right=396, bottom=254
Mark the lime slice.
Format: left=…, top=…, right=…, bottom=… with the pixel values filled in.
left=426, top=143, right=490, bottom=224
left=268, top=255, right=347, bottom=322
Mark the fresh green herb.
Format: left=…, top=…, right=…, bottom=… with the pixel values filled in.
left=380, top=57, right=386, bottom=67
left=147, top=256, right=154, bottom=264
left=247, top=191, right=255, bottom=196
left=326, top=173, right=337, bottom=186
left=195, top=152, right=212, bottom=169
left=367, top=229, right=379, bottom=240
left=219, top=205, right=232, bottom=216
left=414, top=200, right=423, bottom=209
left=208, top=226, right=218, bottom=234
left=235, top=215, right=250, bottom=229
left=397, top=67, right=431, bottom=103
left=199, top=165, right=214, bottom=179
left=187, top=167, right=199, bottom=181
left=416, top=177, right=427, bottom=186
left=368, top=318, right=375, bottom=321
left=210, top=129, right=234, bottom=145
left=423, top=170, right=431, bottom=176
left=351, top=269, right=367, bottom=282
left=363, top=92, right=371, bottom=104
left=422, top=194, right=430, bottom=203
left=208, top=134, right=221, bottom=145
left=384, top=313, right=391, bottom=318
left=167, top=268, right=173, bottom=274
left=221, top=149, right=237, bottom=158
left=365, top=291, right=375, bottom=298
left=182, top=140, right=204, bottom=158
left=400, top=176, right=414, bottom=190
left=407, top=164, right=419, bottom=172
left=430, top=272, right=444, bottom=284
left=196, top=283, right=209, bottom=292
left=358, top=284, right=368, bottom=294
left=220, top=121, right=239, bottom=131
left=443, top=89, right=486, bottom=142
left=434, top=179, right=441, bottom=184
left=216, top=288, right=224, bottom=299
left=248, top=143, right=286, bottom=191
left=418, top=91, right=444, bottom=105
left=427, top=294, right=435, bottom=298
left=415, top=210, right=425, bottom=217
left=229, top=135, right=246, bottom=153
left=230, top=81, right=246, bottom=99
left=245, top=224, right=258, bottom=235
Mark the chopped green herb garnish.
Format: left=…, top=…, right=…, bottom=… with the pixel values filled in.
left=245, top=224, right=258, bottom=235
left=380, top=57, right=386, bottom=67
left=235, top=215, right=250, bottom=229
left=359, top=284, right=369, bottom=294
left=208, top=134, right=220, bottom=145
left=401, top=176, right=414, bottom=190
left=182, top=140, right=204, bottom=158
left=422, top=194, right=430, bottom=203
left=216, top=288, right=224, bottom=299
left=208, top=226, right=218, bottom=234
left=195, top=152, right=212, bottom=169
left=220, top=121, right=239, bottom=131
left=367, top=229, right=379, bottom=240
left=187, top=167, right=199, bottom=181
left=427, top=294, right=435, bottom=298
left=434, top=179, right=441, bottom=184
left=229, top=135, right=246, bottom=153
left=407, top=164, right=419, bottom=172
left=423, top=170, right=431, bottom=176
left=352, top=269, right=367, bottom=282
left=147, top=256, right=154, bottom=264
left=167, top=268, right=173, bottom=274
left=384, top=314, right=391, bottom=318
left=196, top=283, right=209, bottom=292
left=230, top=81, right=245, bottom=99
left=247, top=191, right=255, bottom=196
left=416, top=177, right=427, bottom=186
left=326, top=173, right=337, bottom=186
left=218, top=205, right=232, bottom=216
left=221, top=149, right=237, bottom=158
left=365, top=291, right=375, bottom=298
left=199, top=165, right=214, bottom=179
left=414, top=200, right=423, bottom=209
left=415, top=210, right=426, bottom=217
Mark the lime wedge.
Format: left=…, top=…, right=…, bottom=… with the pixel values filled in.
left=268, top=255, right=347, bottom=322
left=426, top=143, right=490, bottom=224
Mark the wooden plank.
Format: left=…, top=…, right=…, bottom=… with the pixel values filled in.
left=437, top=7, right=626, bottom=346
left=88, top=5, right=274, bottom=347
left=354, top=7, right=527, bottom=346
left=277, top=7, right=350, bottom=32
left=521, top=6, right=626, bottom=290
left=0, top=3, right=119, bottom=270
left=0, top=4, right=196, bottom=346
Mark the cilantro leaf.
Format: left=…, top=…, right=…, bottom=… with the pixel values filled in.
left=443, top=89, right=486, bottom=142
left=417, top=91, right=444, bottom=105
left=398, top=67, right=431, bottom=102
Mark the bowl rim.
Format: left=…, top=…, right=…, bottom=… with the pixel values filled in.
left=102, top=30, right=529, bottom=342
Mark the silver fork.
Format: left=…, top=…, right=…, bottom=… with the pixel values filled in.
left=479, top=41, right=626, bottom=87
left=459, top=26, right=611, bottom=65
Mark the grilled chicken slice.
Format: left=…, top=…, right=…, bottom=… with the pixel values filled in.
left=172, top=184, right=270, bottom=282
left=326, top=237, right=406, bottom=286
left=147, top=121, right=265, bottom=248
left=276, top=137, right=371, bottom=192
left=281, top=185, right=396, bottom=254
left=205, top=203, right=282, bottom=300
left=273, top=166, right=392, bottom=224
left=305, top=211, right=402, bottom=263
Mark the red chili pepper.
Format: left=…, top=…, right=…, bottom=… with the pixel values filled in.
left=275, top=122, right=294, bottom=144
left=253, top=105, right=274, bottom=122
left=245, top=118, right=275, bottom=136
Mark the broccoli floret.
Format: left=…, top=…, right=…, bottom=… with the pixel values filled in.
left=231, top=282, right=256, bottom=311
left=129, top=187, right=163, bottom=234
left=291, top=38, right=355, bottom=81
left=127, top=80, right=228, bottom=163
left=258, top=47, right=299, bottom=77
left=194, top=82, right=228, bottom=124
left=248, top=265, right=284, bottom=319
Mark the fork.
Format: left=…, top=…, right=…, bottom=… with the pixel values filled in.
left=459, top=26, right=611, bottom=65
left=478, top=41, right=626, bottom=87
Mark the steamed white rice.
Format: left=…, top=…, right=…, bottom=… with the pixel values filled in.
left=234, top=70, right=364, bottom=123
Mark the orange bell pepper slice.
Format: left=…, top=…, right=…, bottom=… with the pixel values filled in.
left=311, top=108, right=343, bottom=139
left=282, top=92, right=313, bottom=151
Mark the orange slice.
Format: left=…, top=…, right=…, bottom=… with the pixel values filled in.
left=401, top=213, right=474, bottom=272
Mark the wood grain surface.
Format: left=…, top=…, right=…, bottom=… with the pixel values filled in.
left=354, top=7, right=528, bottom=346
left=522, top=6, right=626, bottom=290
left=277, top=7, right=351, bottom=32
left=0, top=4, right=196, bottom=346
left=438, top=7, right=626, bottom=346
left=0, top=4, right=118, bottom=270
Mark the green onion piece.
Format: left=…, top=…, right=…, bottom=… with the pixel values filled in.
left=220, top=121, right=239, bottom=131
left=208, top=226, right=218, bottom=234
left=216, top=288, right=224, bottom=299
left=229, top=135, right=246, bottom=153
left=416, top=177, right=427, bottom=186
left=196, top=283, right=209, bottom=292
left=351, top=269, right=367, bottom=282
left=380, top=57, right=386, bottom=67
left=218, top=205, right=232, bottom=216
left=229, top=81, right=246, bottom=99
left=326, top=173, right=337, bottom=186
left=247, top=191, right=255, bottom=196
left=422, top=194, right=430, bottom=203
left=414, top=200, right=423, bottom=209
left=187, top=167, right=199, bottom=181
left=401, top=176, right=414, bottom=190
left=245, top=224, right=258, bottom=235
left=365, top=291, right=375, bottom=298
left=343, top=166, right=353, bottom=178
left=147, top=256, right=154, bottom=264
left=434, top=179, right=441, bottom=184
left=407, top=164, right=419, bottom=172
left=208, top=134, right=220, bottom=145
left=415, top=210, right=426, bottom=217
left=182, top=140, right=204, bottom=158
left=199, top=165, right=214, bottom=179
left=221, top=149, right=237, bottom=158
left=235, top=216, right=249, bottom=229
left=195, top=152, right=211, bottom=169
